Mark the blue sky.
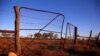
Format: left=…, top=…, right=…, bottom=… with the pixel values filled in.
left=0, top=0, right=100, bottom=36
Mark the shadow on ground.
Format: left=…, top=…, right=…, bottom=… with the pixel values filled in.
left=64, top=47, right=96, bottom=56
left=0, top=54, right=7, bottom=56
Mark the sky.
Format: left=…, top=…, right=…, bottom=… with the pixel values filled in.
left=0, top=0, right=100, bottom=37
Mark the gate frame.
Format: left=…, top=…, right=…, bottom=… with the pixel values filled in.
left=14, top=6, right=65, bottom=53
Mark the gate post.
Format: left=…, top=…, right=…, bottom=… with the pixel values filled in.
left=14, top=6, right=21, bottom=55
left=74, top=27, right=77, bottom=44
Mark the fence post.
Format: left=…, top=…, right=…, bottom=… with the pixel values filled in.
left=74, top=27, right=77, bottom=44
left=88, top=30, right=92, bottom=42
left=97, top=33, right=100, bottom=40
left=14, top=6, right=21, bottom=55
left=63, top=23, right=69, bottom=49
left=96, top=33, right=100, bottom=43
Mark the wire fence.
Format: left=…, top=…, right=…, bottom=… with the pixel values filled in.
left=0, top=6, right=100, bottom=56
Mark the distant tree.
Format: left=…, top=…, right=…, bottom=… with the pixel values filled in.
left=42, top=33, right=49, bottom=39
left=27, top=34, right=33, bottom=38
left=61, top=37, right=65, bottom=40
left=53, top=34, right=58, bottom=39
left=48, top=32, right=54, bottom=39
left=34, top=33, right=42, bottom=39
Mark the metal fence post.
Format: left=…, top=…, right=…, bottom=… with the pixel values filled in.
left=88, top=30, right=92, bottom=42
left=96, top=33, right=100, bottom=43
left=74, top=27, right=77, bottom=44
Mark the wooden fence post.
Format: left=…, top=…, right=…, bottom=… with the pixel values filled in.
left=14, top=6, right=21, bottom=55
left=88, top=30, right=92, bottom=42
left=74, top=27, right=77, bottom=44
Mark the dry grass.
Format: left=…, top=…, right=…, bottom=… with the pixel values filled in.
left=0, top=37, right=100, bottom=56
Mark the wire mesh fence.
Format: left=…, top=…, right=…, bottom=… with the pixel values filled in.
left=19, top=7, right=65, bottom=51
left=20, top=7, right=64, bottom=39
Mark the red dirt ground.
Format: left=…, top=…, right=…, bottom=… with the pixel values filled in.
left=0, top=37, right=100, bottom=56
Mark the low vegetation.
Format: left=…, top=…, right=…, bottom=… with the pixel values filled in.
left=0, top=37, right=100, bottom=56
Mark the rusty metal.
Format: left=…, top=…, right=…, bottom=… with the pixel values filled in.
left=20, top=29, right=62, bottom=33
left=63, top=23, right=68, bottom=49
left=63, top=22, right=78, bottom=49
left=67, top=22, right=76, bottom=27
left=38, top=14, right=60, bottom=33
left=20, top=7, right=64, bottom=15
left=19, top=6, right=65, bottom=49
